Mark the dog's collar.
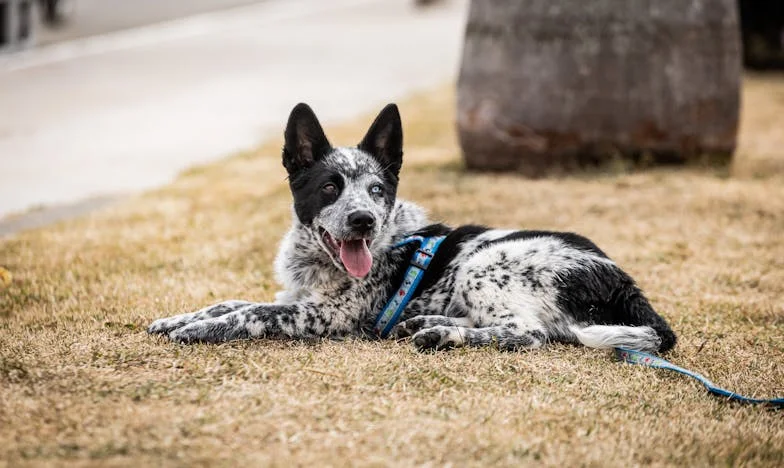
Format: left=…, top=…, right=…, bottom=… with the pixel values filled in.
left=373, top=235, right=446, bottom=338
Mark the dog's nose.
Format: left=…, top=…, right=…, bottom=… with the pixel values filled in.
left=347, top=211, right=376, bottom=231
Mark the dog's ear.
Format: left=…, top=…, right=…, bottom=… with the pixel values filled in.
left=282, top=103, right=332, bottom=175
left=358, top=104, right=403, bottom=178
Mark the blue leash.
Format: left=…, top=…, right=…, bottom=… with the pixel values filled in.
left=616, top=348, right=784, bottom=407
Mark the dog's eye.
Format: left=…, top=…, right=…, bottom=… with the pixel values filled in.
left=322, top=183, right=338, bottom=196
left=370, top=184, right=383, bottom=196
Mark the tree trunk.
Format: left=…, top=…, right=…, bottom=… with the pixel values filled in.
left=457, top=0, right=742, bottom=176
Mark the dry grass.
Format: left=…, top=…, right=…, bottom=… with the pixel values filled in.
left=2, top=75, right=784, bottom=467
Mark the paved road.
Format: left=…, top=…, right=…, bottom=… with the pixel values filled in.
left=36, top=0, right=267, bottom=45
left=0, top=0, right=467, bottom=232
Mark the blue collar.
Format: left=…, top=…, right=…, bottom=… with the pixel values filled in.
left=374, top=235, right=446, bottom=337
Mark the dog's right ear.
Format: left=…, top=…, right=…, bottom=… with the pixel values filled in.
left=282, top=103, right=332, bottom=175
left=358, top=104, right=403, bottom=178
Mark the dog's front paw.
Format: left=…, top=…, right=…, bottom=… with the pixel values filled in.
left=394, top=316, right=441, bottom=338
left=168, top=318, right=248, bottom=344
left=412, top=326, right=463, bottom=352
left=392, top=319, right=418, bottom=338
left=148, top=316, right=188, bottom=335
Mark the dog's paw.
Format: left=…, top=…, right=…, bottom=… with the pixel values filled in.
left=147, top=316, right=188, bottom=335
left=394, top=316, right=454, bottom=338
left=412, top=326, right=463, bottom=352
left=392, top=318, right=419, bottom=338
left=168, top=322, right=219, bottom=344
left=168, top=318, right=248, bottom=344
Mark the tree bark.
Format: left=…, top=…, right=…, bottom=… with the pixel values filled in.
left=457, top=0, right=742, bottom=176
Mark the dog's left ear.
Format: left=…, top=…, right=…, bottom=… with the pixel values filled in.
left=358, top=104, right=403, bottom=177
left=283, top=103, right=332, bottom=175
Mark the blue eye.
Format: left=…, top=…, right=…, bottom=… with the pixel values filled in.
left=370, top=184, right=383, bottom=195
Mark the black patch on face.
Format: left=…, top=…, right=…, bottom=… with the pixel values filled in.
left=288, top=160, right=345, bottom=225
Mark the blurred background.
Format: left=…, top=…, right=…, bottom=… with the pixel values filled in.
left=1, top=0, right=782, bottom=233
left=0, top=0, right=468, bottom=232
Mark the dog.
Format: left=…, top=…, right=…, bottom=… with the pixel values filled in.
left=148, top=103, right=677, bottom=353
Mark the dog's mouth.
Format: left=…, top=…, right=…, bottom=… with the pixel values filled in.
left=319, top=228, right=373, bottom=278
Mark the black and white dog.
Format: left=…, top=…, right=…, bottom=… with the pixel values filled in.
left=148, top=104, right=676, bottom=353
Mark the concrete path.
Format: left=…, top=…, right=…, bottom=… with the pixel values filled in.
left=35, top=0, right=268, bottom=45
left=0, top=0, right=467, bottom=234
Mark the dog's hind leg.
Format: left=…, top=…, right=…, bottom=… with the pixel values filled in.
left=412, top=324, right=546, bottom=351
left=393, top=315, right=473, bottom=338
left=147, top=300, right=255, bottom=335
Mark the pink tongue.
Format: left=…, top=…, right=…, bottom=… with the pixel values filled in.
left=339, top=240, right=373, bottom=278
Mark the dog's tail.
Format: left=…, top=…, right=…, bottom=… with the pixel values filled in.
left=569, top=289, right=677, bottom=354
left=569, top=325, right=663, bottom=353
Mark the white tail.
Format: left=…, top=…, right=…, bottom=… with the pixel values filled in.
left=570, top=325, right=661, bottom=353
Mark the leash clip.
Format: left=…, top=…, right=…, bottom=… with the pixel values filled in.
left=410, top=247, right=434, bottom=270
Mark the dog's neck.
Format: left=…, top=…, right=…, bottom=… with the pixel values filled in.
left=273, top=199, right=429, bottom=296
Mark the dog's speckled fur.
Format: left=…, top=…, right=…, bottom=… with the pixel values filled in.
left=148, top=103, right=676, bottom=353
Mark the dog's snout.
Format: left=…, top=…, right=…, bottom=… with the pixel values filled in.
left=347, top=210, right=375, bottom=231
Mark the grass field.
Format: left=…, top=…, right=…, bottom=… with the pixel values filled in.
left=1, top=76, right=783, bottom=467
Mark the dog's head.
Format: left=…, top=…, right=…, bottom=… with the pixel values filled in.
left=282, top=103, right=403, bottom=279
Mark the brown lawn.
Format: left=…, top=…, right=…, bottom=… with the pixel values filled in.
left=1, top=75, right=783, bottom=466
